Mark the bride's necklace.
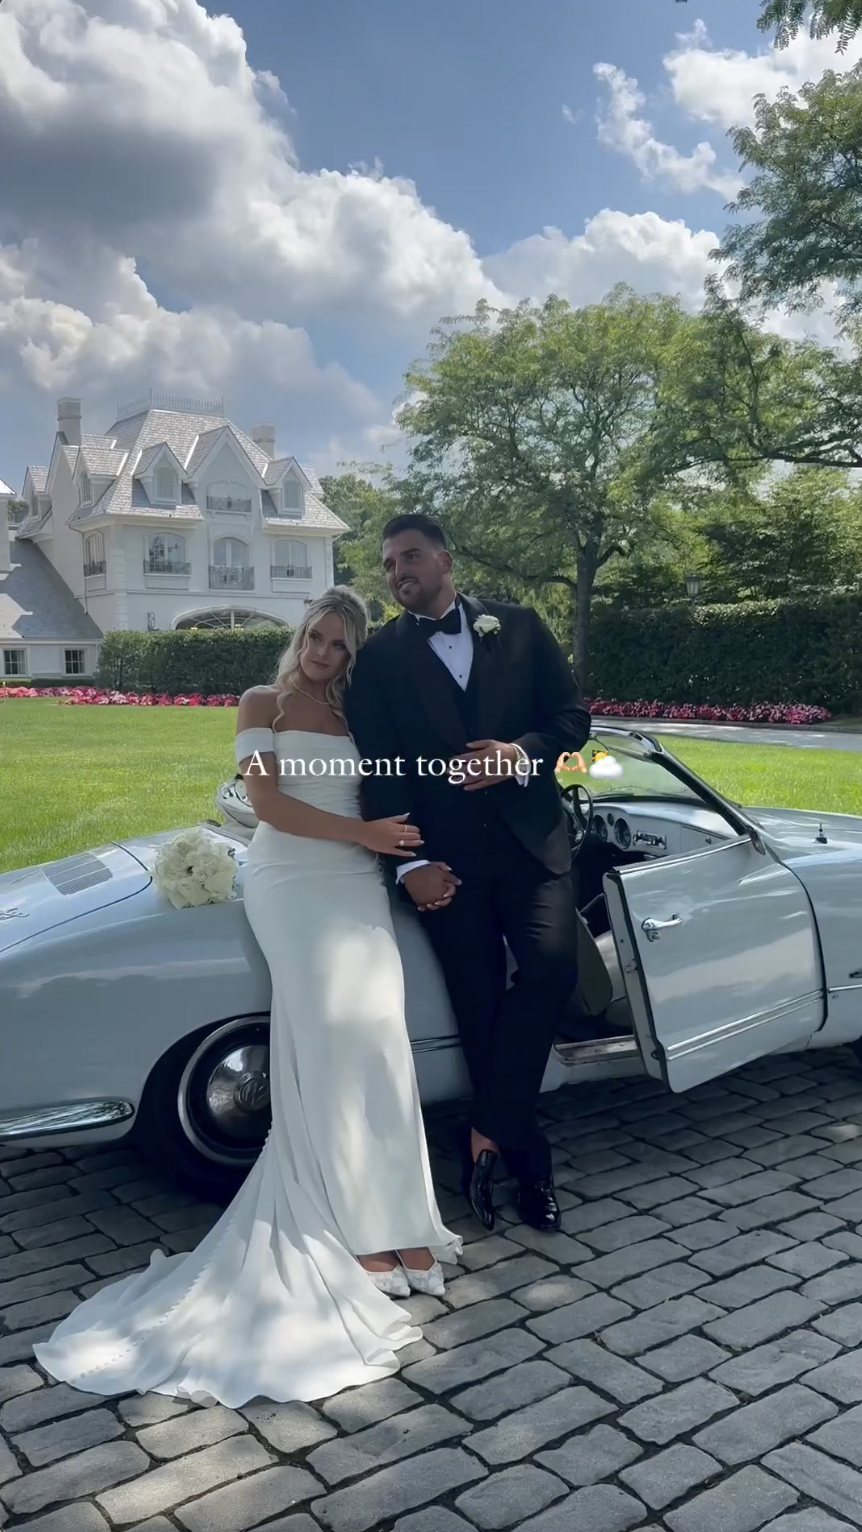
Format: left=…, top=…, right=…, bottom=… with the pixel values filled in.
left=291, top=682, right=330, bottom=707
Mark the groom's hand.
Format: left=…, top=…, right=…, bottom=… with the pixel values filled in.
left=457, top=740, right=524, bottom=790
left=401, top=862, right=461, bottom=911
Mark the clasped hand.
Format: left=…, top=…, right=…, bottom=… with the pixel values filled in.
left=452, top=739, right=522, bottom=790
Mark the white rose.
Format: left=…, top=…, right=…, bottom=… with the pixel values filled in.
left=473, top=614, right=501, bottom=637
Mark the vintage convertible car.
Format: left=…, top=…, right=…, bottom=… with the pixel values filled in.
left=1, top=727, right=860, bottom=1196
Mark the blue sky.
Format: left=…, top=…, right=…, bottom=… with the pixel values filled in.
left=0, top=0, right=851, bottom=491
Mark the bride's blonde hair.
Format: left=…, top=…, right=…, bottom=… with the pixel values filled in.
left=273, top=585, right=368, bottom=723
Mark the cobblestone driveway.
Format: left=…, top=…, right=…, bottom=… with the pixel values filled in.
left=6, top=1050, right=862, bottom=1530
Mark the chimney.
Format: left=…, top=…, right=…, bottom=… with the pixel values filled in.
left=0, top=491, right=10, bottom=575
left=57, top=397, right=82, bottom=447
left=251, top=423, right=275, bottom=459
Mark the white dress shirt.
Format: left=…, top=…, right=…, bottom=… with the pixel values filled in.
left=395, top=600, right=528, bottom=882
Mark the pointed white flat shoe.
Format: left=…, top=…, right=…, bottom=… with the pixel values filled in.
left=400, top=1259, right=446, bottom=1297
left=364, top=1264, right=411, bottom=1298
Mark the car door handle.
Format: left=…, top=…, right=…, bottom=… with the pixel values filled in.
left=642, top=915, right=682, bottom=941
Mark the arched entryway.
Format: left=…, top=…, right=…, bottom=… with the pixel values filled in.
left=173, top=609, right=291, bottom=631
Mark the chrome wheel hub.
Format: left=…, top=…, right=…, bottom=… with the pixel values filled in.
left=178, top=1020, right=271, bottom=1166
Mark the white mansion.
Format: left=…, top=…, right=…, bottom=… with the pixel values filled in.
left=0, top=393, right=348, bottom=681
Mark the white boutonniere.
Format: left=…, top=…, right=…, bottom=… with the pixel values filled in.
left=473, top=614, right=501, bottom=638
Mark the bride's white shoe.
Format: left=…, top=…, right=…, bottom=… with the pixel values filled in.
left=363, top=1263, right=411, bottom=1298
left=399, top=1258, right=446, bottom=1297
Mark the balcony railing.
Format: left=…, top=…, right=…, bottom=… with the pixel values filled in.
left=209, top=565, right=254, bottom=590
left=144, top=559, right=191, bottom=575
left=206, top=495, right=252, bottom=513
left=271, top=564, right=312, bottom=579
left=83, top=560, right=107, bottom=577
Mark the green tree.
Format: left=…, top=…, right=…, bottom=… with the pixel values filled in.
left=714, top=64, right=862, bottom=324
left=6, top=499, right=29, bottom=525
left=698, top=467, right=862, bottom=600
left=676, top=0, right=862, bottom=48
left=655, top=294, right=862, bottom=477
left=320, top=470, right=402, bottom=621
left=396, top=286, right=689, bottom=687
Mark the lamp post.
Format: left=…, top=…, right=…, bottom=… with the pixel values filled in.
left=684, top=572, right=702, bottom=603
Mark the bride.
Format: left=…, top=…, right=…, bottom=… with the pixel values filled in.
left=33, top=586, right=460, bottom=1408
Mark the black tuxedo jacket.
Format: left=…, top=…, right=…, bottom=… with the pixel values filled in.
left=345, top=594, right=591, bottom=877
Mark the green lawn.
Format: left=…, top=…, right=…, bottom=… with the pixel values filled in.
left=1, top=698, right=861, bottom=873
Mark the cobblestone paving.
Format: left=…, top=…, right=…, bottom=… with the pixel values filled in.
left=7, top=1050, right=862, bottom=1529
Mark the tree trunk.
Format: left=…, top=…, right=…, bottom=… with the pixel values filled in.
left=573, top=551, right=597, bottom=693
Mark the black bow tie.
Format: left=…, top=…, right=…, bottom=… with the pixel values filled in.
left=415, top=605, right=461, bottom=637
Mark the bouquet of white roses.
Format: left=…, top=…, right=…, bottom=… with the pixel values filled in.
left=151, top=827, right=237, bottom=909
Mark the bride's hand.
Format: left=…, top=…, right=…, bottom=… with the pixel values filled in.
left=358, top=814, right=424, bottom=857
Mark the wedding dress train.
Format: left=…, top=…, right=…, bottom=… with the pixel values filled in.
left=34, top=728, right=460, bottom=1407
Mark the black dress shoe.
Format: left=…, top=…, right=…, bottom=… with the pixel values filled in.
left=517, top=1177, right=561, bottom=1231
left=462, top=1148, right=497, bottom=1231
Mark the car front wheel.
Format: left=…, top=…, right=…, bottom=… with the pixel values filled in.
left=135, top=1017, right=272, bottom=1200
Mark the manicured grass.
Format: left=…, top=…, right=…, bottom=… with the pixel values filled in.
left=2, top=698, right=861, bottom=873
left=1, top=699, right=237, bottom=872
left=661, top=735, right=862, bottom=818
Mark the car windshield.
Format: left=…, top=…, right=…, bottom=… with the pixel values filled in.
left=556, top=732, right=704, bottom=805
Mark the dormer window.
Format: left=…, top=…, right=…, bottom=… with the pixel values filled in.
left=282, top=480, right=301, bottom=515
left=79, top=471, right=92, bottom=505
left=154, top=466, right=178, bottom=502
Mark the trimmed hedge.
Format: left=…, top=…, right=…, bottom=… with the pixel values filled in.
left=588, top=592, right=862, bottom=714
left=96, top=627, right=292, bottom=697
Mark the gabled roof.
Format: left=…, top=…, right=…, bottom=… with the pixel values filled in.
left=0, top=478, right=13, bottom=497
left=263, top=455, right=314, bottom=490
left=184, top=423, right=270, bottom=482
left=0, top=540, right=103, bottom=642
left=23, top=467, right=48, bottom=493
left=79, top=440, right=128, bottom=477
left=263, top=492, right=348, bottom=533
left=13, top=402, right=343, bottom=532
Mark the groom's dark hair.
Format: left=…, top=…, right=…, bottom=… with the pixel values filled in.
left=381, top=512, right=447, bottom=548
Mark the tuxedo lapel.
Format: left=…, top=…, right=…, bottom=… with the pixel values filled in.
left=395, top=608, right=468, bottom=750
left=459, top=594, right=505, bottom=741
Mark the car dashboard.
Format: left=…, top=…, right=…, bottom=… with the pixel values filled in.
left=591, top=800, right=736, bottom=860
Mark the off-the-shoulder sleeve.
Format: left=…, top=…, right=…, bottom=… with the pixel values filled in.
left=234, top=727, right=275, bottom=763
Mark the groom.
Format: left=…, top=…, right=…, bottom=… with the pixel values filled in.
left=346, top=514, right=591, bottom=1232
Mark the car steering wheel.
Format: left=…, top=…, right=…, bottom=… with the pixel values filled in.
left=562, top=782, right=594, bottom=858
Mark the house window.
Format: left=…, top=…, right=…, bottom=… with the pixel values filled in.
left=65, top=649, right=87, bottom=676
left=154, top=466, right=178, bottom=502
left=146, top=533, right=188, bottom=574
left=271, top=540, right=311, bottom=578
left=282, top=480, right=301, bottom=513
left=3, top=649, right=26, bottom=676
left=212, top=537, right=247, bottom=567
left=211, top=537, right=252, bottom=589
left=206, top=481, right=252, bottom=513
left=84, top=533, right=105, bottom=576
left=79, top=471, right=92, bottom=505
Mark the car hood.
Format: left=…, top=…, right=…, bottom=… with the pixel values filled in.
left=746, top=806, right=862, bottom=854
left=0, top=844, right=152, bottom=955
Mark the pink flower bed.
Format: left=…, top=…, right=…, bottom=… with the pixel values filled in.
left=588, top=698, right=832, bottom=725
left=0, top=687, right=239, bottom=706
left=0, top=687, right=832, bottom=724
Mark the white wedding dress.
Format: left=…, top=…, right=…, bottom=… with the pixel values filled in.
left=34, top=728, right=460, bottom=1408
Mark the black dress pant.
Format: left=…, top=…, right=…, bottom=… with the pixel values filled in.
left=420, top=844, right=579, bottom=1181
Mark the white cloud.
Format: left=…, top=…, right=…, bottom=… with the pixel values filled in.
left=666, top=18, right=862, bottom=131
left=487, top=209, right=718, bottom=312
left=593, top=61, right=741, bottom=198
left=0, top=0, right=504, bottom=332
left=0, top=239, right=387, bottom=459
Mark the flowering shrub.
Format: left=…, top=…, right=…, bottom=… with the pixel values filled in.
left=0, top=686, right=831, bottom=724
left=0, top=687, right=239, bottom=706
left=587, top=698, right=832, bottom=725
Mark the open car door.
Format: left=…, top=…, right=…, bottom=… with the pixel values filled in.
left=603, top=836, right=825, bottom=1093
